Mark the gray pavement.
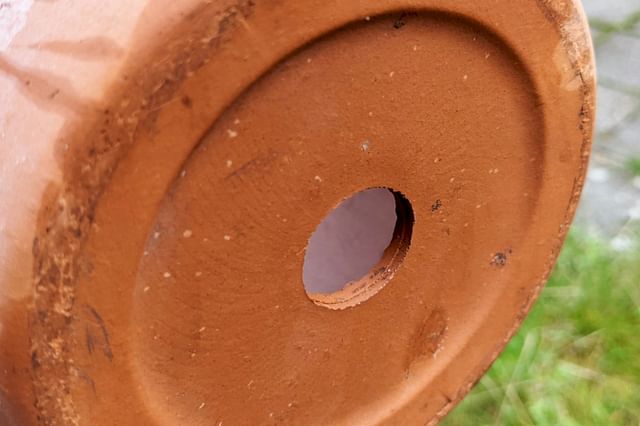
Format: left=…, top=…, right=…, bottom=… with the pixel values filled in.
left=573, top=1, right=640, bottom=250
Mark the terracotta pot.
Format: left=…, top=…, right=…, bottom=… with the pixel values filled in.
left=0, top=0, right=594, bottom=424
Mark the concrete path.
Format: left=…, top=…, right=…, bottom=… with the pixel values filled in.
left=574, top=1, right=640, bottom=250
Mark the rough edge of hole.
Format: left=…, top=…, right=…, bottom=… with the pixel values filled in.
left=306, top=189, right=414, bottom=310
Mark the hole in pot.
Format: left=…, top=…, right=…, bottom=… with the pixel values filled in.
left=303, top=188, right=414, bottom=309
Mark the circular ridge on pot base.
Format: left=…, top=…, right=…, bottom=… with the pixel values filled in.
left=131, top=12, right=549, bottom=421
left=0, top=2, right=594, bottom=425
left=303, top=187, right=414, bottom=310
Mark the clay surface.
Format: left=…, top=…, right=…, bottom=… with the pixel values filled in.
left=0, top=0, right=594, bottom=424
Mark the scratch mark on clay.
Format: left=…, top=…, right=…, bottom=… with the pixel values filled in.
left=0, top=55, right=92, bottom=115
left=225, top=149, right=278, bottom=180
left=73, top=367, right=97, bottom=396
left=85, top=325, right=94, bottom=355
left=406, top=307, right=448, bottom=369
left=85, top=304, right=113, bottom=361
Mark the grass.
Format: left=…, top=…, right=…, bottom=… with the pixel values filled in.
left=590, top=11, right=640, bottom=44
left=625, top=157, right=640, bottom=177
left=443, top=232, right=640, bottom=426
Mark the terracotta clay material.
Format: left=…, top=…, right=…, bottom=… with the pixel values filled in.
left=0, top=0, right=594, bottom=425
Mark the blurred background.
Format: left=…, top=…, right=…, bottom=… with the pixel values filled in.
left=444, top=2, right=640, bottom=425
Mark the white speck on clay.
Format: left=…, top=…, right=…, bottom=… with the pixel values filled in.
left=476, top=204, right=482, bottom=209
left=364, top=16, right=371, bottom=21
left=163, top=272, right=171, bottom=278
left=183, top=229, right=193, bottom=238
left=198, top=402, right=205, bottom=410
left=195, top=271, right=203, bottom=277
left=413, top=45, right=418, bottom=51
left=143, top=286, right=150, bottom=292
left=154, top=231, right=161, bottom=239
left=389, top=71, right=395, bottom=77
left=234, top=118, right=240, bottom=125
left=314, top=175, right=322, bottom=182
left=198, top=326, right=206, bottom=332
left=485, top=52, right=491, bottom=59
left=227, top=129, right=238, bottom=138
left=449, top=177, right=455, bottom=183
left=180, top=170, right=187, bottom=178
left=143, top=251, right=149, bottom=256
left=306, top=58, right=312, bottom=63
left=226, top=159, right=233, bottom=168
left=223, top=235, right=231, bottom=241
left=361, top=140, right=371, bottom=152
left=463, top=74, right=468, bottom=81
